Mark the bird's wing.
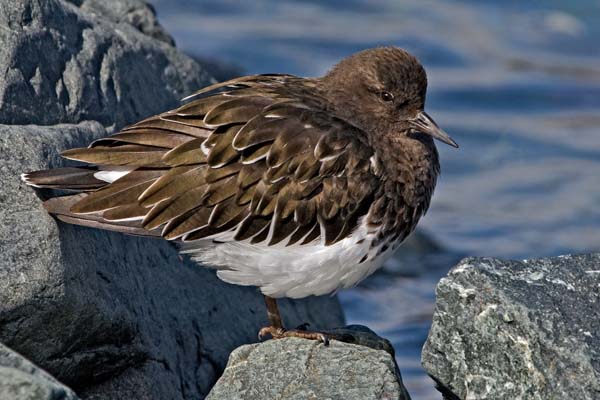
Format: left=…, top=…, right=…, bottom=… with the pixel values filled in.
left=53, top=75, right=378, bottom=246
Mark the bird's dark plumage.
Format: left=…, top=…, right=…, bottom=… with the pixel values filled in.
left=23, top=47, right=456, bottom=299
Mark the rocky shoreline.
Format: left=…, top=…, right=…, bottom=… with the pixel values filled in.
left=1, top=1, right=598, bottom=399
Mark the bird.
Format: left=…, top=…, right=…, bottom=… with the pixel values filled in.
left=22, top=46, right=458, bottom=343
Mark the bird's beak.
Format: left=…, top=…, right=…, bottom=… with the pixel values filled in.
left=410, top=111, right=458, bottom=148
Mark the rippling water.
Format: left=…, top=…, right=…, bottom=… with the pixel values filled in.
left=153, top=1, right=600, bottom=397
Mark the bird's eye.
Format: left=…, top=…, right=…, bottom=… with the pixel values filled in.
left=380, top=91, right=394, bottom=102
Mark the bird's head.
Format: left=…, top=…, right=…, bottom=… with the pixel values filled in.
left=322, top=46, right=458, bottom=148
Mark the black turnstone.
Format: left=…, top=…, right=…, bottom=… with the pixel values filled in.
left=22, top=47, right=458, bottom=343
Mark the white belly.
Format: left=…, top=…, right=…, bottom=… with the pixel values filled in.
left=180, top=218, right=398, bottom=298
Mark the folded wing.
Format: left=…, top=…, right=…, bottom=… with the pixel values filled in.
left=25, top=75, right=378, bottom=247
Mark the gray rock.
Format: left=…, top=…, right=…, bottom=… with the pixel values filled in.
left=76, top=0, right=176, bottom=46
left=207, top=329, right=411, bottom=400
left=0, top=341, right=79, bottom=400
left=422, top=255, right=600, bottom=400
left=0, top=0, right=211, bottom=128
left=0, top=1, right=346, bottom=399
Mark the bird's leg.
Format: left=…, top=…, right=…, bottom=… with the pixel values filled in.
left=265, top=295, right=283, bottom=328
left=258, top=295, right=329, bottom=344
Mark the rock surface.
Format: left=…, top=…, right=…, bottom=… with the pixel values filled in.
left=422, top=254, right=600, bottom=400
left=208, top=326, right=411, bottom=400
left=0, top=1, right=345, bottom=399
left=76, top=0, right=176, bottom=46
left=0, top=342, right=79, bottom=400
left=0, top=0, right=211, bottom=128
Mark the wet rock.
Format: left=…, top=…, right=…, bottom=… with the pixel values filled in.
left=0, top=1, right=346, bottom=399
left=208, top=326, right=411, bottom=400
left=0, top=342, right=79, bottom=400
left=422, top=254, right=600, bottom=400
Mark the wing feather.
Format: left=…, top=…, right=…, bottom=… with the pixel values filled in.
left=163, top=138, right=207, bottom=166
left=52, top=75, right=378, bottom=248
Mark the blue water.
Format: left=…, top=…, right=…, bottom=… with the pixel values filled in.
left=152, top=1, right=600, bottom=397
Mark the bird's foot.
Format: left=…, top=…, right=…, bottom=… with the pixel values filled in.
left=258, top=326, right=329, bottom=345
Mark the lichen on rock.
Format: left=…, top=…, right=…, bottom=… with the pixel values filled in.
left=208, top=326, right=412, bottom=400
left=422, top=254, right=600, bottom=400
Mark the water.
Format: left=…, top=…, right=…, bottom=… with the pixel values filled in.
left=152, top=1, right=600, bottom=398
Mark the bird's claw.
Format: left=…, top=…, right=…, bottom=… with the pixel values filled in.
left=257, top=326, right=329, bottom=345
left=258, top=326, right=285, bottom=341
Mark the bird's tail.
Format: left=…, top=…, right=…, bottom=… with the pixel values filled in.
left=21, top=110, right=211, bottom=238
left=21, top=167, right=160, bottom=237
left=21, top=166, right=108, bottom=191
